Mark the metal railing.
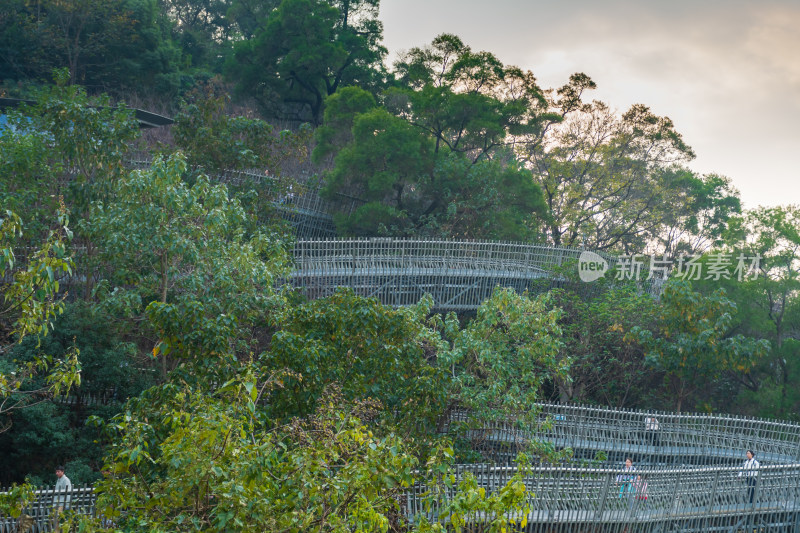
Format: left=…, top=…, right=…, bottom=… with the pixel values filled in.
left=0, top=486, right=95, bottom=533
left=451, top=403, right=800, bottom=466
left=407, top=463, right=800, bottom=532
left=4, top=402, right=800, bottom=531
left=288, top=238, right=660, bottom=310
left=7, top=237, right=653, bottom=312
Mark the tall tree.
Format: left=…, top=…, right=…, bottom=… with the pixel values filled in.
left=85, top=155, right=291, bottom=379
left=521, top=81, right=696, bottom=251
left=628, top=280, right=769, bottom=412
left=0, top=0, right=182, bottom=95
left=656, top=170, right=742, bottom=257
left=158, top=0, right=234, bottom=71
left=227, top=0, right=386, bottom=123
left=716, top=206, right=800, bottom=417
left=390, top=33, right=557, bottom=162
left=0, top=73, right=140, bottom=302
left=315, top=82, right=549, bottom=239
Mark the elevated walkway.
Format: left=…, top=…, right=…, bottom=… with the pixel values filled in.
left=5, top=403, right=798, bottom=531
left=287, top=239, right=659, bottom=311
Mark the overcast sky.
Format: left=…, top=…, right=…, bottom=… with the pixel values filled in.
left=379, top=0, right=799, bottom=210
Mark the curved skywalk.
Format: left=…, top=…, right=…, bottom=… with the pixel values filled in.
left=3, top=403, right=799, bottom=532
left=417, top=403, right=800, bottom=532
left=288, top=238, right=658, bottom=311
left=121, top=161, right=660, bottom=310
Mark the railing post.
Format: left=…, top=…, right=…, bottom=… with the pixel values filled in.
left=669, top=470, right=682, bottom=519
left=593, top=470, right=612, bottom=525
left=702, top=469, right=721, bottom=532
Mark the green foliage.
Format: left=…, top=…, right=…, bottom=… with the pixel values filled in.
left=315, top=36, right=558, bottom=239
left=171, top=81, right=312, bottom=174
left=705, top=205, right=800, bottom=418
left=158, top=0, right=237, bottom=73
left=318, top=86, right=548, bottom=239
left=227, top=0, right=386, bottom=123
left=433, top=153, right=547, bottom=240
left=391, top=34, right=556, bottom=158
left=89, top=373, right=419, bottom=532
left=547, top=287, right=657, bottom=407
left=438, top=288, right=567, bottom=457
left=415, top=463, right=533, bottom=533
left=523, top=79, right=697, bottom=250
left=0, top=482, right=35, bottom=518
left=0, top=74, right=139, bottom=241
left=628, top=280, right=770, bottom=412
left=321, top=105, right=434, bottom=235
left=0, top=301, right=155, bottom=484
left=0, top=121, right=55, bottom=239
left=268, top=289, right=447, bottom=432
left=1, top=209, right=74, bottom=347
left=85, top=154, right=292, bottom=378
left=312, top=86, right=378, bottom=164
left=76, top=365, right=540, bottom=533
left=1, top=208, right=81, bottom=431
left=0, top=0, right=182, bottom=95
left=658, top=171, right=742, bottom=256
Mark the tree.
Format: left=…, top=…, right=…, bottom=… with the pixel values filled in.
left=227, top=0, right=386, bottom=123
left=1, top=73, right=142, bottom=300
left=316, top=87, right=548, bottom=239
left=267, top=289, right=447, bottom=434
left=431, top=153, right=547, bottom=240
left=522, top=82, right=696, bottom=251
left=656, top=170, right=742, bottom=257
left=628, top=280, right=769, bottom=412
left=0, top=73, right=140, bottom=236
left=80, top=366, right=533, bottom=532
left=437, top=288, right=567, bottom=458
left=0, top=208, right=81, bottom=430
left=158, top=0, right=235, bottom=72
left=0, top=0, right=182, bottom=95
left=85, top=154, right=291, bottom=379
left=390, top=33, right=556, bottom=162
left=547, top=287, right=657, bottom=408
left=312, top=35, right=570, bottom=239
left=90, top=374, right=420, bottom=532
left=0, top=301, right=157, bottom=484
left=386, top=34, right=556, bottom=161
left=711, top=206, right=800, bottom=417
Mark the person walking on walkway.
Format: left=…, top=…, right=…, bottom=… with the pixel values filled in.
left=617, top=458, right=636, bottom=502
left=644, top=416, right=660, bottom=446
left=738, top=450, right=759, bottom=504
left=52, top=465, right=72, bottom=532
left=634, top=475, right=648, bottom=503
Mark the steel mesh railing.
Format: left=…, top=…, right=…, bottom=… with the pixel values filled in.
left=4, top=403, right=800, bottom=531
left=451, top=403, right=800, bottom=466
left=288, top=238, right=660, bottom=310
left=0, top=486, right=96, bottom=533
left=406, top=463, right=800, bottom=532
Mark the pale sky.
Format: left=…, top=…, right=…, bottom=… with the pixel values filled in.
left=379, top=0, right=800, bottom=209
